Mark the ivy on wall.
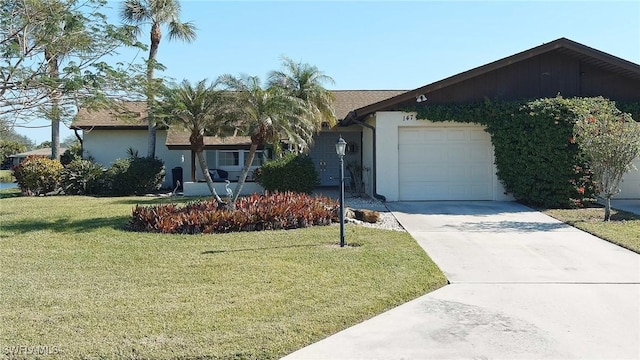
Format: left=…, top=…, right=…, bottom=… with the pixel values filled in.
left=403, top=96, right=640, bottom=208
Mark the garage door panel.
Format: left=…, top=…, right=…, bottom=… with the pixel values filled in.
left=470, top=148, right=491, bottom=161
left=399, top=146, right=443, bottom=163
left=402, top=167, right=448, bottom=182
left=447, top=167, right=466, bottom=179
left=398, top=130, right=423, bottom=144
left=399, top=182, right=492, bottom=201
left=447, top=130, right=466, bottom=141
left=398, top=126, right=494, bottom=201
left=470, top=165, right=491, bottom=178
left=470, top=129, right=490, bottom=141
left=446, top=147, right=468, bottom=161
left=399, top=129, right=445, bottom=143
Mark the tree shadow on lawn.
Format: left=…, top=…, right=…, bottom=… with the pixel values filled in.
left=110, top=196, right=205, bottom=206
left=0, top=189, right=21, bottom=199
left=1, top=215, right=130, bottom=234
left=201, top=243, right=320, bottom=255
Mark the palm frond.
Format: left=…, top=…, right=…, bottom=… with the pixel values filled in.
left=168, top=20, right=197, bottom=42
left=120, top=0, right=151, bottom=24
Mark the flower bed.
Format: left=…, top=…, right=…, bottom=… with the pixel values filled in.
left=128, top=192, right=339, bottom=234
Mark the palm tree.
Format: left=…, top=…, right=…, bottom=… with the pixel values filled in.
left=120, top=0, right=197, bottom=159
left=218, top=74, right=315, bottom=203
left=268, top=57, right=337, bottom=136
left=160, top=79, right=234, bottom=203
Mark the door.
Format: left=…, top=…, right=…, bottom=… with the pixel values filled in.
left=398, top=126, right=494, bottom=200
left=309, top=132, right=361, bottom=186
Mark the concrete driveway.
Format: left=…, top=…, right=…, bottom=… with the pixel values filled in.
left=283, top=201, right=640, bottom=360
left=611, top=199, right=640, bottom=216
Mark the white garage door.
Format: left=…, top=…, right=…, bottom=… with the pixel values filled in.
left=617, top=158, right=640, bottom=199
left=398, top=127, right=494, bottom=200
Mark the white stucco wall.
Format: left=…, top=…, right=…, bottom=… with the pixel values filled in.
left=373, top=111, right=511, bottom=202
left=82, top=129, right=188, bottom=188
left=183, top=181, right=264, bottom=197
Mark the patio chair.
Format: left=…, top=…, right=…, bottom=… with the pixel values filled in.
left=209, top=168, right=229, bottom=181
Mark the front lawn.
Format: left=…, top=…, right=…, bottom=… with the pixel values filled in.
left=543, top=206, right=640, bottom=253
left=0, top=195, right=447, bottom=359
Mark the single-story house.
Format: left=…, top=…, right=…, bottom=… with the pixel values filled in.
left=71, top=91, right=403, bottom=195
left=72, top=37, right=640, bottom=200
left=8, top=147, right=67, bottom=167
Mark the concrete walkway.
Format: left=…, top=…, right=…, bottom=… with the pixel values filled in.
left=283, top=201, right=640, bottom=359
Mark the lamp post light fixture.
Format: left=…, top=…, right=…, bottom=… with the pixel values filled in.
left=336, top=136, right=347, bottom=247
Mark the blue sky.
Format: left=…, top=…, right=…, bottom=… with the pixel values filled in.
left=16, top=0, right=640, bottom=144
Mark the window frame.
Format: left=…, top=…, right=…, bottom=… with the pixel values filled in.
left=216, top=150, right=267, bottom=171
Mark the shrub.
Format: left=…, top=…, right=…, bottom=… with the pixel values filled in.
left=488, top=98, right=599, bottom=208
left=106, top=156, right=165, bottom=196
left=60, top=142, right=83, bottom=166
left=128, top=192, right=338, bottom=234
left=12, top=156, right=63, bottom=195
left=60, top=159, right=106, bottom=195
left=256, top=153, right=319, bottom=193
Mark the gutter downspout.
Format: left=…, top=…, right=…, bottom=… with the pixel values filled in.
left=349, top=114, right=386, bottom=202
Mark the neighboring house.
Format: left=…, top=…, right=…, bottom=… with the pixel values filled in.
left=72, top=37, right=640, bottom=200
left=9, top=148, right=67, bottom=167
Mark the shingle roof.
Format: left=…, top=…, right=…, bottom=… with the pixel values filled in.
left=332, top=90, right=406, bottom=120
left=10, top=148, right=67, bottom=158
left=71, top=90, right=407, bottom=147
left=72, top=91, right=406, bottom=129
left=72, top=102, right=147, bottom=129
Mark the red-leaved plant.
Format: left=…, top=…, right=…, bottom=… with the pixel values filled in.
left=128, top=192, right=339, bottom=234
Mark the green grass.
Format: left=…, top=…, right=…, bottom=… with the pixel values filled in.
left=543, top=206, right=640, bottom=253
left=0, top=169, right=14, bottom=183
left=0, top=195, right=447, bottom=359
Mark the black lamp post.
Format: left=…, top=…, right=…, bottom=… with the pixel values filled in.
left=336, top=136, right=347, bottom=247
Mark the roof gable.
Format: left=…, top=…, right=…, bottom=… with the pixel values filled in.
left=343, top=38, right=640, bottom=124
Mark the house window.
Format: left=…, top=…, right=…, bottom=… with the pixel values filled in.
left=217, top=150, right=267, bottom=169
left=245, top=151, right=266, bottom=167
left=218, top=151, right=240, bottom=167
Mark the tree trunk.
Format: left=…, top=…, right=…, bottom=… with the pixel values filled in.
left=195, top=150, right=223, bottom=204
left=190, top=150, right=196, bottom=181
left=147, top=121, right=157, bottom=159
left=604, top=195, right=612, bottom=222
left=233, top=142, right=259, bottom=203
left=146, top=22, right=161, bottom=159
left=51, top=114, right=60, bottom=160
left=45, top=50, right=60, bottom=160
